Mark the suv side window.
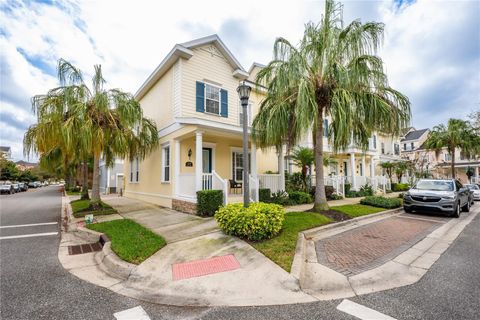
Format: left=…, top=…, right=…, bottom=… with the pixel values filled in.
left=455, top=180, right=463, bottom=191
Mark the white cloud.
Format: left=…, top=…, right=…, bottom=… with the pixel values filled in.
left=0, top=0, right=478, bottom=161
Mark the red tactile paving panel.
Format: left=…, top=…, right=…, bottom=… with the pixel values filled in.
left=172, top=254, right=241, bottom=281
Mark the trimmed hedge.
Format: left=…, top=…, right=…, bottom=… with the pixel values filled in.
left=197, top=190, right=223, bottom=216
left=259, top=188, right=271, bottom=202
left=360, top=196, right=402, bottom=209
left=309, top=185, right=335, bottom=200
left=288, top=191, right=312, bottom=204
left=215, top=202, right=285, bottom=241
left=392, top=183, right=410, bottom=192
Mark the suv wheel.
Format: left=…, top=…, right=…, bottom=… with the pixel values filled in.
left=462, top=200, right=470, bottom=213
left=452, top=202, right=460, bottom=218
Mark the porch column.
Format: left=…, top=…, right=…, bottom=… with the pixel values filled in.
left=350, top=153, right=357, bottom=190
left=106, top=167, right=110, bottom=195
left=195, top=131, right=203, bottom=192
left=370, top=158, right=375, bottom=178
left=174, top=139, right=180, bottom=197
left=278, top=146, right=285, bottom=191
left=251, top=142, right=257, bottom=178
left=361, top=155, right=366, bottom=177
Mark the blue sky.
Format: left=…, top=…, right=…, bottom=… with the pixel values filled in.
left=1, top=0, right=479, bottom=161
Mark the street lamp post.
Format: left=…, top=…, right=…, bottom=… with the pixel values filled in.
left=237, top=82, right=252, bottom=208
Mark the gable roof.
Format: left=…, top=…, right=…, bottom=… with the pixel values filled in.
left=135, top=34, right=248, bottom=100
left=401, top=128, right=429, bottom=142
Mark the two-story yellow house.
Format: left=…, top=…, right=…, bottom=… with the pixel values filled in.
left=125, top=34, right=404, bottom=213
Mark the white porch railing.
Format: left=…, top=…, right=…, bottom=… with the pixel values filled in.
left=258, top=174, right=283, bottom=193
left=202, top=173, right=213, bottom=190
left=178, top=173, right=196, bottom=199
left=212, top=171, right=228, bottom=205
left=249, top=175, right=259, bottom=202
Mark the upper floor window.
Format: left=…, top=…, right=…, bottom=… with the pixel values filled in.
left=411, top=142, right=414, bottom=150
left=162, top=145, right=170, bottom=182
left=205, top=84, right=220, bottom=115
left=394, top=143, right=400, bottom=155
left=444, top=153, right=452, bottom=162
left=381, top=142, right=385, bottom=154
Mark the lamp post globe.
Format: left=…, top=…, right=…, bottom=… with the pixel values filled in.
left=237, top=82, right=252, bottom=207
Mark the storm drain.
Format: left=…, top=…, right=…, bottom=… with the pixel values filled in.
left=68, top=242, right=102, bottom=255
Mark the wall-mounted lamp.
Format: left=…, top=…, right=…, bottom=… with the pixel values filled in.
left=188, top=148, right=192, bottom=160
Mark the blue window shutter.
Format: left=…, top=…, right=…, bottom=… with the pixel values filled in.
left=196, top=81, right=205, bottom=113
left=220, top=89, right=228, bottom=118
left=323, top=119, right=329, bottom=137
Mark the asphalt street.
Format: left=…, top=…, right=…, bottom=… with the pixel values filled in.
left=0, top=186, right=478, bottom=319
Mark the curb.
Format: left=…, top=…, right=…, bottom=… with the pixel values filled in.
left=60, top=196, right=137, bottom=281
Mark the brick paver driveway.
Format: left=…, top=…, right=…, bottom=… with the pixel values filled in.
left=315, top=213, right=451, bottom=276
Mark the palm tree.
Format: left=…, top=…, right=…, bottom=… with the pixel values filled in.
left=380, top=161, right=394, bottom=181
left=252, top=0, right=410, bottom=211
left=291, top=146, right=315, bottom=191
left=25, top=59, right=159, bottom=208
left=425, top=119, right=479, bottom=178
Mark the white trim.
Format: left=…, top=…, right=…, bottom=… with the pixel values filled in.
left=174, top=140, right=181, bottom=197
left=125, top=190, right=172, bottom=199
left=161, top=143, right=171, bottom=183
left=204, top=82, right=222, bottom=116
left=135, top=45, right=193, bottom=100
left=175, top=117, right=250, bottom=134
left=232, top=69, right=249, bottom=79
left=115, top=173, right=124, bottom=193
left=202, top=142, right=216, bottom=172
left=158, top=122, right=184, bottom=138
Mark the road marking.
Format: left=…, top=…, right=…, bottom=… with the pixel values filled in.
left=0, top=232, right=58, bottom=240
left=337, top=299, right=397, bottom=320
left=0, top=222, right=58, bottom=229
left=114, top=306, right=151, bottom=320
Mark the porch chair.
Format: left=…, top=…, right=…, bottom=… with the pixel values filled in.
left=229, top=179, right=242, bottom=194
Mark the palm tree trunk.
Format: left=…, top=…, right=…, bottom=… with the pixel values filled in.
left=81, top=161, right=89, bottom=200
left=451, top=150, right=456, bottom=178
left=313, top=110, right=329, bottom=211
left=90, top=152, right=101, bottom=206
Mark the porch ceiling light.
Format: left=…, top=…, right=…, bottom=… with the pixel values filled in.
left=237, top=82, right=251, bottom=106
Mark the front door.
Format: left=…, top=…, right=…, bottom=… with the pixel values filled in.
left=202, top=148, right=212, bottom=173
left=343, top=161, right=348, bottom=177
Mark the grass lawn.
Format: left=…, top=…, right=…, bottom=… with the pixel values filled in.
left=251, top=212, right=332, bottom=272
left=66, top=191, right=81, bottom=196
left=87, top=219, right=166, bottom=264
left=331, top=204, right=385, bottom=218
left=70, top=199, right=117, bottom=218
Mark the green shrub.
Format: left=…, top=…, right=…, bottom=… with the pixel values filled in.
left=360, top=196, right=402, bottom=209
left=285, top=172, right=304, bottom=192
left=392, top=183, right=410, bottom=192
left=215, top=202, right=285, bottom=241
left=288, top=191, right=313, bottom=204
left=329, top=194, right=343, bottom=200
left=360, top=184, right=374, bottom=196
left=196, top=190, right=223, bottom=216
left=344, top=183, right=352, bottom=194
left=259, top=188, right=271, bottom=202
left=270, top=190, right=290, bottom=205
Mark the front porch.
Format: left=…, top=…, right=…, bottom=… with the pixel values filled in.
left=173, top=129, right=275, bottom=212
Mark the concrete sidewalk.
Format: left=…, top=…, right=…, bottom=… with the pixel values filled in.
left=286, top=191, right=403, bottom=212
left=60, top=195, right=316, bottom=306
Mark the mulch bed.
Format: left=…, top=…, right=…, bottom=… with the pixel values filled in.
left=307, top=209, right=352, bottom=222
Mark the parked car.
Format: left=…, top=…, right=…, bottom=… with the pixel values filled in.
left=465, top=184, right=480, bottom=202
left=12, top=182, right=20, bottom=193
left=28, top=181, right=36, bottom=188
left=0, top=181, right=14, bottom=194
left=18, top=182, right=28, bottom=192
left=403, top=179, right=471, bottom=217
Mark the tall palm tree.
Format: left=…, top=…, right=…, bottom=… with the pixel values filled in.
left=25, top=59, right=159, bottom=208
left=425, top=119, right=479, bottom=178
left=252, top=0, right=410, bottom=211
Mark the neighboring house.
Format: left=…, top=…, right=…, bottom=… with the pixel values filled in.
left=0, top=146, right=13, bottom=161
left=99, top=157, right=124, bottom=194
left=124, top=35, right=407, bottom=211
left=400, top=128, right=430, bottom=161
left=15, top=160, right=37, bottom=171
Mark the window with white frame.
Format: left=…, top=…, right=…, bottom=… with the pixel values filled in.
left=239, top=102, right=252, bottom=126
left=444, top=153, right=452, bottom=162
left=162, top=145, right=170, bottom=182
left=205, top=84, right=220, bottom=115
left=130, top=157, right=139, bottom=182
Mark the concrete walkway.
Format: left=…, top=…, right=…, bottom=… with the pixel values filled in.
left=286, top=191, right=403, bottom=212
left=61, top=195, right=315, bottom=306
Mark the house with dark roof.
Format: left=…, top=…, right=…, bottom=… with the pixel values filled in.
left=400, top=128, right=429, bottom=152
left=0, top=146, right=12, bottom=160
